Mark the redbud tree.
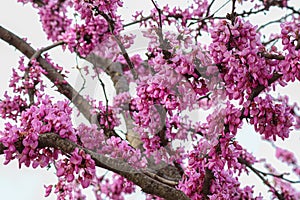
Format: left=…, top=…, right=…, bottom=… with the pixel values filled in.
left=0, top=0, right=300, bottom=199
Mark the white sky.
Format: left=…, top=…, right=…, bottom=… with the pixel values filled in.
left=0, top=0, right=300, bottom=199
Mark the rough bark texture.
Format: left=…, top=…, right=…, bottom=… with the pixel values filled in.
left=0, top=25, right=190, bottom=200
left=0, top=133, right=189, bottom=200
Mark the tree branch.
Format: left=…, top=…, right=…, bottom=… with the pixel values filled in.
left=248, top=72, right=283, bottom=102
left=238, top=157, right=285, bottom=200
left=32, top=0, right=45, bottom=6
left=0, top=133, right=189, bottom=200
left=0, top=25, right=95, bottom=124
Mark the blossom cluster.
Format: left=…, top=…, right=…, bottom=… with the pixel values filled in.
left=0, top=96, right=76, bottom=167
left=0, top=56, right=49, bottom=121
left=55, top=148, right=96, bottom=188
left=0, top=92, right=27, bottom=120
left=178, top=136, right=259, bottom=199
left=134, top=0, right=209, bottom=32
left=276, top=20, right=300, bottom=82
left=246, top=95, right=293, bottom=140
left=45, top=180, right=86, bottom=199
left=38, top=0, right=72, bottom=41
left=209, top=17, right=273, bottom=103
left=97, top=174, right=135, bottom=200
left=65, top=0, right=124, bottom=56
left=102, top=136, right=147, bottom=168
left=44, top=148, right=96, bottom=199
left=10, top=56, right=46, bottom=95
left=76, top=124, right=147, bottom=168
left=88, top=98, right=120, bottom=129
left=275, top=147, right=297, bottom=165
left=7, top=0, right=300, bottom=199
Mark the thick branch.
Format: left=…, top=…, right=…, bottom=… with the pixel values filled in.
left=0, top=133, right=189, bottom=200
left=260, top=52, right=285, bottom=60
left=0, top=25, right=95, bottom=123
left=248, top=72, right=283, bottom=101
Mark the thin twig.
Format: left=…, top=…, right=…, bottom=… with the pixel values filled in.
left=254, top=167, right=300, bottom=184
left=97, top=9, right=137, bottom=79
left=124, top=16, right=153, bottom=27
left=188, top=0, right=230, bottom=27
left=257, top=14, right=293, bottom=32
left=95, top=69, right=111, bottom=130
left=262, top=37, right=279, bottom=46
left=150, top=0, right=163, bottom=29
left=25, top=40, right=65, bottom=105
left=205, top=0, right=216, bottom=18
left=70, top=63, right=87, bottom=106
left=150, top=0, right=164, bottom=45
left=29, top=40, right=64, bottom=63
left=238, top=157, right=285, bottom=200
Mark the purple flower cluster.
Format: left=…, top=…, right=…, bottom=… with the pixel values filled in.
left=38, top=0, right=72, bottom=41
left=224, top=102, right=243, bottom=135
left=277, top=20, right=300, bottom=82
left=55, top=148, right=95, bottom=188
left=246, top=95, right=293, bottom=140
left=0, top=92, right=27, bottom=120
left=98, top=174, right=135, bottom=200
left=178, top=137, right=259, bottom=199
left=131, top=81, right=179, bottom=126
left=0, top=96, right=76, bottom=168
left=275, top=147, right=297, bottom=165
left=76, top=124, right=106, bottom=151
left=8, top=56, right=46, bottom=96
left=62, top=0, right=124, bottom=56
left=43, top=148, right=96, bottom=199
left=89, top=98, right=120, bottom=129
left=209, top=18, right=272, bottom=103
left=102, top=136, right=147, bottom=168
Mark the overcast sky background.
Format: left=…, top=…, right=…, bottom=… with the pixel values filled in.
left=0, top=0, right=300, bottom=199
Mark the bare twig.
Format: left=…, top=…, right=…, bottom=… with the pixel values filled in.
left=260, top=52, right=285, bottom=60
left=124, top=16, right=153, bottom=27
left=150, top=0, right=163, bottom=29
left=95, top=68, right=111, bottom=131
left=254, top=167, right=300, bottom=184
left=71, top=57, right=87, bottom=106
left=150, top=0, right=164, bottom=46
left=205, top=0, right=216, bottom=18
left=188, top=0, right=230, bottom=27
left=257, top=13, right=293, bottom=32
left=238, top=157, right=285, bottom=200
left=29, top=40, right=64, bottom=62
left=262, top=37, right=279, bottom=46
left=96, top=9, right=137, bottom=79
